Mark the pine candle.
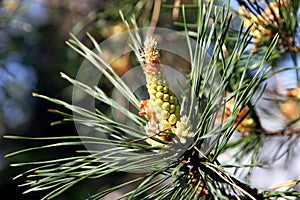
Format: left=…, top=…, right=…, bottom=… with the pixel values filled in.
left=139, top=37, right=193, bottom=147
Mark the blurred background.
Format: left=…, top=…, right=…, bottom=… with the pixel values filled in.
left=0, top=0, right=121, bottom=199
left=0, top=0, right=176, bottom=199
left=1, top=0, right=300, bottom=199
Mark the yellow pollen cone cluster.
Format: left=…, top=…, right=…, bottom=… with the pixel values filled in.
left=139, top=37, right=193, bottom=147
left=239, top=0, right=286, bottom=52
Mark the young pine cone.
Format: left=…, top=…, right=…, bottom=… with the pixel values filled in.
left=139, top=37, right=193, bottom=146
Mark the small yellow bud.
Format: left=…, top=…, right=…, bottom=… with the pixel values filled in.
left=169, top=95, right=175, bottom=103
left=243, top=19, right=252, bottom=28
left=150, top=94, right=156, bottom=100
left=160, top=110, right=170, bottom=120
left=161, top=121, right=171, bottom=129
left=157, top=80, right=163, bottom=85
left=154, top=99, right=163, bottom=106
left=238, top=6, right=248, bottom=16
left=162, top=102, right=170, bottom=111
left=168, top=114, right=177, bottom=125
left=243, top=118, right=254, bottom=126
left=169, top=104, right=175, bottom=113
left=249, top=13, right=258, bottom=23
left=163, top=86, right=168, bottom=93
left=163, top=94, right=169, bottom=101
left=156, top=92, right=164, bottom=99
left=252, top=30, right=261, bottom=39
left=149, top=89, right=157, bottom=95
left=151, top=77, right=158, bottom=83
left=148, top=83, right=157, bottom=90
left=257, top=25, right=266, bottom=33
left=157, top=85, right=163, bottom=92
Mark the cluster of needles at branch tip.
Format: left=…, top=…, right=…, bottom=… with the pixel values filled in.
left=139, top=37, right=193, bottom=147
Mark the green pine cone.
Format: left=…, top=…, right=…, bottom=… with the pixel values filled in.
left=140, top=37, right=194, bottom=147
left=145, top=72, right=180, bottom=126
